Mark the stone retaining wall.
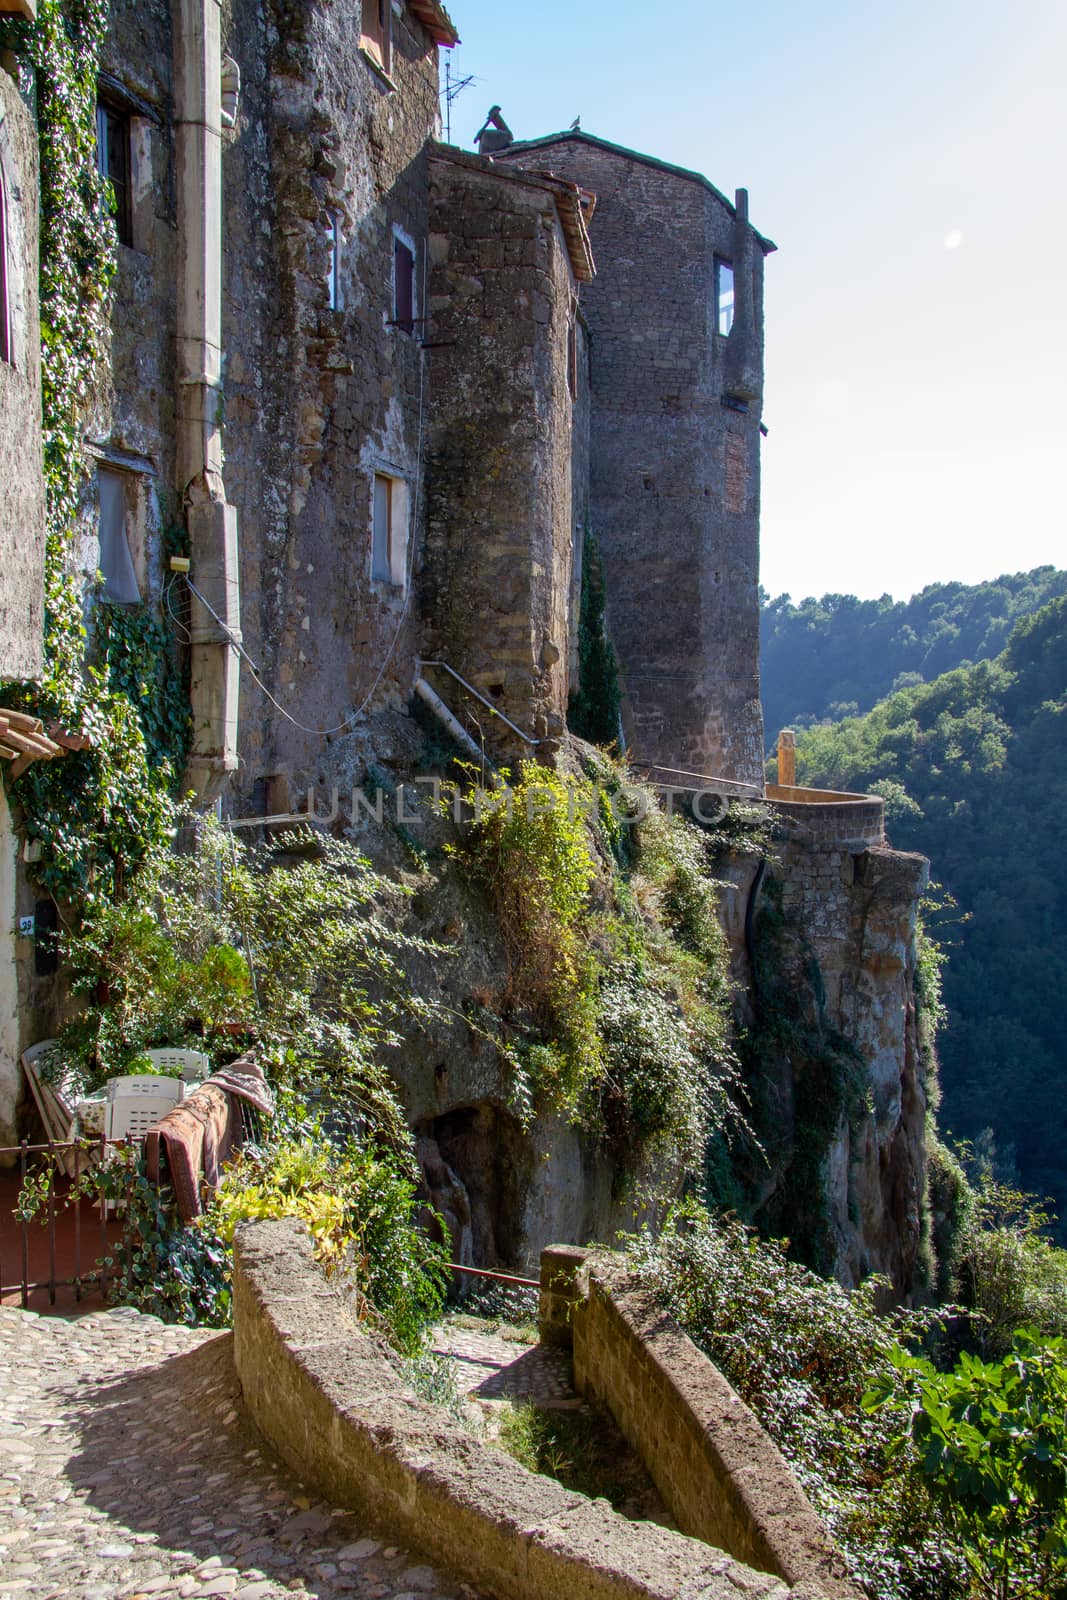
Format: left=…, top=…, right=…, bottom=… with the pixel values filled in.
left=233, top=1218, right=843, bottom=1600
left=540, top=1247, right=862, bottom=1600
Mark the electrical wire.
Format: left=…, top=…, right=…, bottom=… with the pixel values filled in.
left=180, top=251, right=432, bottom=742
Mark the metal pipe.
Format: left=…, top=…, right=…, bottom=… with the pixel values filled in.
left=175, top=0, right=242, bottom=802
left=413, top=676, right=497, bottom=772
left=418, top=659, right=539, bottom=747
left=446, top=1262, right=540, bottom=1289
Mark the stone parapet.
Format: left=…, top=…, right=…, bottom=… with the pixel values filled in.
left=541, top=1249, right=863, bottom=1599
left=767, top=785, right=885, bottom=849
left=232, top=1218, right=833, bottom=1600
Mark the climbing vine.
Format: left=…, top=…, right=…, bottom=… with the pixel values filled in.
left=0, top=1, right=187, bottom=911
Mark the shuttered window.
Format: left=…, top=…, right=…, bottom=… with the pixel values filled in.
left=361, top=0, right=392, bottom=73
left=393, top=235, right=415, bottom=333
left=371, top=473, right=408, bottom=588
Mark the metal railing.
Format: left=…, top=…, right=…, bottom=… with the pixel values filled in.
left=0, top=1137, right=139, bottom=1310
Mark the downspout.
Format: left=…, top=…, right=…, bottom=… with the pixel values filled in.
left=174, top=0, right=241, bottom=802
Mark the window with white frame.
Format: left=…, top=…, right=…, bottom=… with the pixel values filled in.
left=361, top=0, right=392, bottom=74
left=392, top=226, right=416, bottom=333
left=370, top=472, right=408, bottom=588
left=97, top=467, right=142, bottom=603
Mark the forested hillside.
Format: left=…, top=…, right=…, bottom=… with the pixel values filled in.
left=760, top=567, right=1067, bottom=743
left=781, top=598, right=1067, bottom=1233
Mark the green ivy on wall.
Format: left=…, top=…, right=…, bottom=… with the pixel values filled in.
left=0, top=0, right=188, bottom=911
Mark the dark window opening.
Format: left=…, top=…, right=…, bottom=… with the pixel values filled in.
left=361, top=0, right=392, bottom=73
left=0, top=161, right=10, bottom=366
left=393, top=234, right=415, bottom=333
left=567, top=318, right=578, bottom=400
left=96, top=100, right=132, bottom=247
left=33, top=900, right=59, bottom=979
left=715, top=256, right=734, bottom=337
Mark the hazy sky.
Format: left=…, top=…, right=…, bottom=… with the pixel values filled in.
left=442, top=0, right=1066, bottom=602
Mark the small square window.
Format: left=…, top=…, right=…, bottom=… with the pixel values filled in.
left=715, top=257, right=734, bottom=338
left=371, top=472, right=408, bottom=588
left=361, top=0, right=392, bottom=74
left=96, top=100, right=133, bottom=248
left=97, top=468, right=142, bottom=603
left=393, top=231, right=415, bottom=333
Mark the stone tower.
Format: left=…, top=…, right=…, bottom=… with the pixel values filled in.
left=497, top=132, right=774, bottom=792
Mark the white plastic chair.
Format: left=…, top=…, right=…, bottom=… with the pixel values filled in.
left=142, top=1048, right=211, bottom=1087
left=105, top=1075, right=184, bottom=1143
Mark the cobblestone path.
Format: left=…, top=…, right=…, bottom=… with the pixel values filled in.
left=428, top=1319, right=577, bottom=1408
left=0, top=1306, right=481, bottom=1600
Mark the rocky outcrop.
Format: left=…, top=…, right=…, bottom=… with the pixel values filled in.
left=738, top=810, right=930, bottom=1297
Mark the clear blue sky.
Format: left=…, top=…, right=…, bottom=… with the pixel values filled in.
left=443, top=0, right=1067, bottom=602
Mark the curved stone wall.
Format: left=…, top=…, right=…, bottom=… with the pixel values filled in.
left=232, top=1218, right=850, bottom=1600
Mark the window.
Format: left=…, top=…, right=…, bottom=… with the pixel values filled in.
left=0, top=160, right=10, bottom=366
left=361, top=0, right=392, bottom=74
left=96, top=100, right=132, bottom=247
left=715, top=257, right=734, bottom=338
left=327, top=211, right=342, bottom=310
left=567, top=316, right=578, bottom=401
left=97, top=468, right=141, bottom=603
left=371, top=472, right=408, bottom=588
left=392, top=228, right=416, bottom=333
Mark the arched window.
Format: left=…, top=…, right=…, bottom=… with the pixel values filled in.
left=0, top=158, right=11, bottom=366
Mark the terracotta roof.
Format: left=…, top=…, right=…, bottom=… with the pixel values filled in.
left=408, top=0, right=459, bottom=47
left=430, top=145, right=596, bottom=283
left=497, top=131, right=777, bottom=255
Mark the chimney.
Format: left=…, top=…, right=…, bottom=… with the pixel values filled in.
left=475, top=105, right=514, bottom=157
left=777, top=729, right=796, bottom=788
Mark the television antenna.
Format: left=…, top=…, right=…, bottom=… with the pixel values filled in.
left=441, top=57, right=478, bottom=144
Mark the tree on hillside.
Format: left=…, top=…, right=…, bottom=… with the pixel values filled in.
left=788, top=597, right=1067, bottom=1239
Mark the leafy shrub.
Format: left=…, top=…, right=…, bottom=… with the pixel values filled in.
left=868, top=1331, right=1067, bottom=1600
left=951, top=1174, right=1067, bottom=1360
left=459, top=761, right=604, bottom=1115
left=626, top=1202, right=962, bottom=1600
left=51, top=816, right=441, bottom=1150
left=210, top=1137, right=448, bottom=1353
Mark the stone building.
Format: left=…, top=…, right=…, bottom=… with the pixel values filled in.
left=0, top=2, right=935, bottom=1293
left=0, top=49, right=54, bottom=1149
left=497, top=131, right=774, bottom=793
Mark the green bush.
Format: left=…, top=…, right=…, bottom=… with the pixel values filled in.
left=210, top=1137, right=447, bottom=1353
left=627, top=1202, right=963, bottom=1600
left=51, top=816, right=441, bottom=1150
left=868, top=1331, right=1067, bottom=1600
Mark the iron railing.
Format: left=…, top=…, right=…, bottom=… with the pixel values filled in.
left=0, top=1137, right=138, bottom=1310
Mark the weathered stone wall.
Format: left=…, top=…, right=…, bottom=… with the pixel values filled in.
left=0, top=64, right=45, bottom=683
left=96, top=0, right=447, bottom=815
left=498, top=135, right=769, bottom=790
left=539, top=1247, right=863, bottom=1599
left=760, top=836, right=931, bottom=1293
left=421, top=149, right=580, bottom=755
left=231, top=1216, right=824, bottom=1600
